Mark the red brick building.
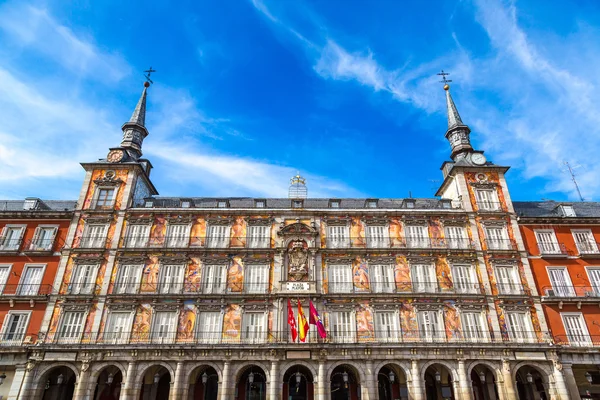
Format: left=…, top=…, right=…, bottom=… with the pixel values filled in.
left=0, top=198, right=75, bottom=398
left=515, top=201, right=600, bottom=400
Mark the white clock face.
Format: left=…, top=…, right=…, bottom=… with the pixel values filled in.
left=471, top=153, right=486, bottom=165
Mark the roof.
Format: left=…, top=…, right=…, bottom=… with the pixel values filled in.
left=514, top=201, right=600, bottom=218
left=0, top=200, right=77, bottom=212
left=136, top=197, right=456, bottom=210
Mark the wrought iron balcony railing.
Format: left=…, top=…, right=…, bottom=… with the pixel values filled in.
left=42, top=330, right=550, bottom=346
left=553, top=334, right=600, bottom=347
left=109, top=282, right=271, bottom=296
left=541, top=285, right=600, bottom=298
left=325, top=236, right=476, bottom=250
left=0, top=238, right=23, bottom=252
left=577, top=242, right=600, bottom=255
left=75, top=235, right=110, bottom=249
left=484, top=239, right=517, bottom=251
left=0, top=284, right=53, bottom=296
left=326, top=281, right=484, bottom=295
left=495, top=283, right=530, bottom=296
left=475, top=202, right=505, bottom=212
left=23, top=238, right=63, bottom=253
left=536, top=242, right=571, bottom=256
left=121, top=235, right=272, bottom=249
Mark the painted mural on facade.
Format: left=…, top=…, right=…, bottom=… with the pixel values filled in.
left=82, top=169, right=129, bottom=210
left=190, top=217, right=206, bottom=247
left=389, top=218, right=404, bottom=247
left=140, top=255, right=159, bottom=292
left=132, top=304, right=152, bottom=338
left=394, top=255, right=412, bottom=292
left=222, top=304, right=241, bottom=341
left=400, top=301, right=419, bottom=340
left=227, top=256, right=243, bottom=293
left=177, top=301, right=196, bottom=342
left=356, top=303, right=375, bottom=341
left=350, top=217, right=365, bottom=247
left=149, top=215, right=167, bottom=247
left=435, top=257, right=453, bottom=291
left=443, top=301, right=461, bottom=340
left=186, top=257, right=202, bottom=292
left=352, top=256, right=370, bottom=292
left=230, top=217, right=247, bottom=247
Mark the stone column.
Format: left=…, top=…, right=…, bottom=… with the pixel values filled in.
left=364, top=360, right=376, bottom=400
left=552, top=361, right=570, bottom=400
left=17, top=361, right=38, bottom=400
left=269, top=360, right=279, bottom=400
left=73, top=362, right=92, bottom=400
left=458, top=360, right=473, bottom=400
left=501, top=360, right=517, bottom=400
left=220, top=361, right=231, bottom=400
left=170, top=362, right=185, bottom=400
left=409, top=359, right=423, bottom=400
left=317, top=360, right=327, bottom=400
left=7, top=365, right=26, bottom=400
left=121, top=361, right=137, bottom=400
left=561, top=363, right=581, bottom=400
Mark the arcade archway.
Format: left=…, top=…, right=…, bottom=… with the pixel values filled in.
left=378, top=364, right=408, bottom=400
left=40, top=366, right=77, bottom=400
left=424, top=364, right=454, bottom=400
left=283, top=365, right=314, bottom=400
left=138, top=365, right=171, bottom=400
left=188, top=366, right=219, bottom=400
left=470, top=364, right=498, bottom=400
left=330, top=364, right=360, bottom=400
left=515, top=365, right=549, bottom=400
left=93, top=365, right=123, bottom=400
left=236, top=365, right=267, bottom=400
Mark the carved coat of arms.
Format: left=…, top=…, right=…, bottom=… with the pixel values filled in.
left=288, top=241, right=309, bottom=281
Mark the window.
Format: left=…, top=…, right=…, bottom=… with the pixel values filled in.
left=151, top=311, right=177, bottom=343
left=124, top=224, right=150, bottom=248
left=366, top=225, right=388, bottom=248
left=247, top=225, right=270, bottom=248
left=217, top=201, right=227, bottom=208
left=586, top=267, right=600, bottom=295
left=255, top=200, right=265, bottom=208
left=495, top=265, right=521, bottom=295
left=535, top=230, right=561, bottom=254
left=293, top=200, right=303, bottom=209
left=95, top=188, right=115, bottom=208
left=70, top=264, right=98, bottom=295
left=242, top=313, right=266, bottom=343
left=165, top=224, right=189, bottom=248
left=475, top=189, right=498, bottom=211
left=452, top=264, right=477, bottom=294
left=105, top=312, right=132, bottom=343
left=203, top=264, right=226, bottom=294
left=0, top=226, right=24, bottom=251
left=198, top=312, right=222, bottom=343
left=327, top=225, right=349, bottom=248
left=418, top=310, right=444, bottom=341
left=18, top=265, right=44, bottom=295
left=547, top=267, right=575, bottom=297
left=59, top=311, right=85, bottom=341
left=506, top=312, right=534, bottom=342
left=330, top=311, right=354, bottom=343
left=405, top=225, right=429, bottom=248
left=330, top=200, right=340, bottom=208
left=411, top=264, right=436, bottom=292
left=485, top=226, right=510, bottom=250
left=206, top=225, right=230, bottom=248
left=181, top=201, right=191, bottom=208
left=562, top=313, right=591, bottom=346
left=445, top=226, right=467, bottom=249
left=572, top=230, right=598, bottom=254
left=371, top=264, right=395, bottom=293
left=366, top=200, right=378, bottom=208
left=81, top=224, right=108, bottom=248
left=114, top=264, right=142, bottom=294
left=158, top=264, right=185, bottom=294
left=375, top=311, right=398, bottom=342
left=329, top=264, right=352, bottom=293
left=30, top=226, right=58, bottom=251
left=462, top=312, right=486, bottom=341
left=245, top=264, right=269, bottom=294
left=23, top=199, right=37, bottom=210
left=1, top=312, right=30, bottom=343
left=560, top=205, right=576, bottom=217
left=404, top=200, right=415, bottom=209
left=144, top=201, right=153, bottom=208
left=0, top=265, right=11, bottom=293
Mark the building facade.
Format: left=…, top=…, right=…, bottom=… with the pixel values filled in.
left=515, top=201, right=600, bottom=400
left=0, top=81, right=582, bottom=400
left=0, top=199, right=75, bottom=398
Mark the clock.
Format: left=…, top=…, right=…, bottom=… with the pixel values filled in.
left=107, top=149, right=124, bottom=163
left=471, top=153, right=487, bottom=165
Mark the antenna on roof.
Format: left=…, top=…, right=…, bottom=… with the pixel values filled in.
left=564, top=161, right=584, bottom=202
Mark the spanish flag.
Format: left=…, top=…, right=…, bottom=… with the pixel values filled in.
left=298, top=300, right=309, bottom=342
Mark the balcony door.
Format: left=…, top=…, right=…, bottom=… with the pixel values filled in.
left=547, top=267, right=575, bottom=297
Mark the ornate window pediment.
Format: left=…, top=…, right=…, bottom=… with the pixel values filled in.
left=93, top=171, right=124, bottom=187
left=107, top=303, right=137, bottom=311
left=164, top=215, right=194, bottom=223
left=412, top=302, right=444, bottom=311
left=277, top=222, right=318, bottom=236
left=206, top=217, right=234, bottom=226
left=125, top=215, right=153, bottom=224
left=499, top=303, right=531, bottom=312
left=402, top=217, right=428, bottom=226
left=481, top=219, right=507, bottom=227
left=323, top=217, right=351, bottom=226
left=246, top=217, right=274, bottom=226
left=116, top=255, right=147, bottom=264
left=152, top=303, right=181, bottom=312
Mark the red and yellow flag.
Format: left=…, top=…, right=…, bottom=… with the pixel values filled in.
left=298, top=299, right=309, bottom=342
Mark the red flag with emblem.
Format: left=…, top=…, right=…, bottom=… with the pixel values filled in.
left=287, top=299, right=298, bottom=342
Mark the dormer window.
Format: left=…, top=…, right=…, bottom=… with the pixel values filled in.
left=293, top=200, right=303, bottom=209
left=217, top=200, right=228, bottom=208
left=560, top=205, right=576, bottom=217
left=255, top=200, right=265, bottom=208
left=441, top=199, right=452, bottom=209
left=366, top=200, right=378, bottom=208
left=181, top=201, right=191, bottom=208
left=330, top=200, right=340, bottom=209
left=144, top=201, right=154, bottom=208
left=405, top=200, right=415, bottom=209
left=23, top=198, right=38, bottom=210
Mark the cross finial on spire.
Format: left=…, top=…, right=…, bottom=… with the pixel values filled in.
left=437, top=70, right=452, bottom=90
left=144, top=67, right=156, bottom=87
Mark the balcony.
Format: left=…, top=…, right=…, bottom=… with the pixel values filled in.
left=541, top=285, right=600, bottom=302
left=0, top=238, right=23, bottom=253
left=22, top=238, right=63, bottom=254
left=108, top=282, right=271, bottom=296
left=536, top=242, right=572, bottom=257
left=42, top=329, right=550, bottom=347
left=577, top=242, right=600, bottom=257
left=326, top=281, right=484, bottom=295
left=484, top=239, right=517, bottom=251
left=0, top=284, right=53, bottom=297
left=325, top=236, right=476, bottom=250
left=554, top=334, right=598, bottom=348
left=87, top=199, right=115, bottom=211
left=75, top=236, right=110, bottom=250
left=120, top=235, right=271, bottom=250
left=476, top=202, right=505, bottom=213
left=496, top=283, right=530, bottom=296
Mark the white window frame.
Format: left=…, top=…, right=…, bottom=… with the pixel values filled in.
left=114, top=264, right=143, bottom=294
left=475, top=189, right=499, bottom=211
left=366, top=225, right=389, bottom=248
left=452, top=264, right=477, bottom=294
left=328, top=264, right=352, bottom=293
left=242, top=312, right=266, bottom=344
left=165, top=223, right=190, bottom=248
left=158, top=264, right=185, bottom=294
left=151, top=311, right=177, bottom=344
left=327, top=225, right=350, bottom=249
left=0, top=225, right=25, bottom=251
left=244, top=264, right=269, bottom=294
left=547, top=267, right=575, bottom=297
left=371, top=264, right=395, bottom=293
left=405, top=225, right=429, bottom=248
left=485, top=226, right=510, bottom=250
left=418, top=310, right=444, bottom=341
left=57, top=310, right=87, bottom=343
left=29, top=225, right=58, bottom=251
left=104, top=310, right=134, bottom=344
left=81, top=223, right=108, bottom=249
left=534, top=229, right=561, bottom=254
left=124, top=223, right=150, bottom=248
left=0, top=264, right=12, bottom=294
left=585, top=267, right=600, bottom=296
left=206, top=225, right=231, bottom=248
left=561, top=205, right=576, bottom=217
left=411, top=263, right=437, bottom=293
left=505, top=311, right=534, bottom=343
left=94, top=187, right=115, bottom=208
left=197, top=311, right=223, bottom=343
left=495, top=265, right=521, bottom=295
left=374, top=310, right=399, bottom=342
left=572, top=229, right=598, bottom=254
left=0, top=311, right=31, bottom=344
left=247, top=225, right=270, bottom=248
left=202, top=264, right=227, bottom=294
left=561, top=312, right=592, bottom=346
left=329, top=310, right=355, bottom=343
left=445, top=226, right=468, bottom=249
left=461, top=311, right=488, bottom=342
left=69, top=263, right=99, bottom=295
left=17, top=264, right=46, bottom=296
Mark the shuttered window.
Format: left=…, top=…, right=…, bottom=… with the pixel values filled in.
left=125, top=224, right=150, bottom=248
left=411, top=264, right=436, bottom=293
left=462, top=312, right=486, bottom=341
left=0, top=266, right=9, bottom=293
left=18, top=265, right=43, bottom=295
left=31, top=226, right=58, bottom=250
left=475, top=189, right=498, bottom=210
left=445, top=226, right=467, bottom=249
left=166, top=224, right=189, bottom=248
left=151, top=312, right=177, bottom=343
left=406, top=225, right=429, bottom=248
left=485, top=227, right=509, bottom=250
left=418, top=310, right=443, bottom=340
left=587, top=268, right=600, bottom=295
left=158, top=264, right=185, bottom=294
left=59, top=311, right=85, bottom=340
left=452, top=264, right=476, bottom=294
left=245, top=264, right=269, bottom=294
left=242, top=313, right=265, bottom=343
left=562, top=313, right=591, bottom=346
left=248, top=226, right=270, bottom=248
left=573, top=230, right=598, bottom=254
left=0, top=226, right=24, bottom=250
left=329, top=264, right=352, bottom=293
left=535, top=230, right=560, bottom=254
left=375, top=311, right=398, bottom=342
left=371, top=264, right=395, bottom=293
left=106, top=312, right=131, bottom=343
left=198, top=312, right=222, bottom=343
left=495, top=266, right=520, bottom=295
left=506, top=312, right=533, bottom=342
left=206, top=225, right=230, bottom=248
left=1, top=312, right=30, bottom=342
left=203, top=264, right=226, bottom=294
left=367, top=226, right=388, bottom=248
left=82, top=224, right=108, bottom=248
left=330, top=311, right=354, bottom=343
left=327, top=225, right=349, bottom=248
left=547, top=267, right=575, bottom=297
left=70, top=264, right=99, bottom=295
left=115, top=264, right=142, bottom=294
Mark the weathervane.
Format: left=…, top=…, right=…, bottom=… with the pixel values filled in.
left=437, top=70, right=452, bottom=90
left=143, top=66, right=156, bottom=86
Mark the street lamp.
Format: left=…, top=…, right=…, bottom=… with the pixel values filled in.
left=435, top=371, right=441, bottom=383
left=526, top=372, right=533, bottom=384
left=586, top=372, right=593, bottom=384
left=57, top=374, right=64, bottom=385
left=295, top=372, right=302, bottom=385
left=248, top=372, right=255, bottom=384
left=107, top=373, right=114, bottom=385
left=202, top=372, right=208, bottom=385
left=479, top=371, right=486, bottom=383
left=342, top=371, right=348, bottom=383
left=388, top=370, right=395, bottom=384
left=0, top=372, right=6, bottom=386
left=154, top=372, right=160, bottom=384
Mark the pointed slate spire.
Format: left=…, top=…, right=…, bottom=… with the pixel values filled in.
left=120, top=82, right=151, bottom=160
left=445, top=86, right=464, bottom=129
left=442, top=83, right=473, bottom=160
left=128, top=85, right=147, bottom=127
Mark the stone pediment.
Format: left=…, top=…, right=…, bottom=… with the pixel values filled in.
left=277, top=222, right=318, bottom=237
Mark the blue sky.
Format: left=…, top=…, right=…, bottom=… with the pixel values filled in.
left=1, top=0, right=599, bottom=201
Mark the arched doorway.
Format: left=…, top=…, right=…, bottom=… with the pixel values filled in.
left=515, top=366, right=548, bottom=400
left=93, top=366, right=123, bottom=400
left=236, top=365, right=267, bottom=400
left=378, top=364, right=409, bottom=400
left=283, top=365, right=314, bottom=400
left=189, top=366, right=219, bottom=400
left=41, top=366, right=76, bottom=400
left=424, top=364, right=454, bottom=400
left=330, top=364, right=360, bottom=400
left=471, top=365, right=499, bottom=400
left=139, top=365, right=171, bottom=400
